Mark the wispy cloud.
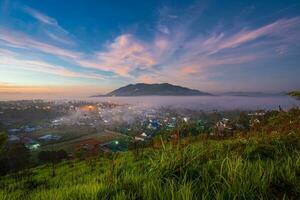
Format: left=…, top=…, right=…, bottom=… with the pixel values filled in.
left=208, top=17, right=300, bottom=54
left=146, top=16, right=300, bottom=84
left=23, top=6, right=68, bottom=33
left=23, top=6, right=75, bottom=46
left=0, top=28, right=81, bottom=59
left=0, top=50, right=104, bottom=80
left=24, top=6, right=57, bottom=26
left=44, top=30, right=75, bottom=45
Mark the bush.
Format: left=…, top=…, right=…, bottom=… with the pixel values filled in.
left=38, top=150, right=68, bottom=164
left=244, top=144, right=275, bottom=160
left=23, top=179, right=49, bottom=190
left=269, top=176, right=300, bottom=199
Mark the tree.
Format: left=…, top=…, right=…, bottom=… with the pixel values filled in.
left=6, top=142, right=31, bottom=173
left=236, top=112, right=250, bottom=131
left=38, top=150, right=68, bottom=163
left=0, top=123, right=8, bottom=175
left=0, top=133, right=7, bottom=153
left=38, top=150, right=68, bottom=177
left=0, top=122, right=7, bottom=152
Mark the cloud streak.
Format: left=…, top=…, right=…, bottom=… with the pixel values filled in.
left=0, top=50, right=104, bottom=80
left=23, top=6, right=68, bottom=34
left=0, top=28, right=81, bottom=59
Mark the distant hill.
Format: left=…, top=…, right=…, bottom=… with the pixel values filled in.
left=288, top=91, right=300, bottom=100
left=93, top=83, right=211, bottom=97
left=221, top=92, right=287, bottom=97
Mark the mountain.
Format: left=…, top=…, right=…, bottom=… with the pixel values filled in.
left=93, top=83, right=211, bottom=97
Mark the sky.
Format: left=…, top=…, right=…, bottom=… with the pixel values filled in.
left=0, top=0, right=300, bottom=98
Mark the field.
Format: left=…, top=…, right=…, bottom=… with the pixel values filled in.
left=40, top=130, right=125, bottom=153
left=0, top=132, right=299, bottom=200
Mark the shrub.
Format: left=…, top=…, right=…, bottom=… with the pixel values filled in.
left=244, top=144, right=275, bottom=160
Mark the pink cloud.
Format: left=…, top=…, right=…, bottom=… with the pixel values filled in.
left=211, top=17, right=300, bottom=54
left=137, top=75, right=157, bottom=84
left=78, top=34, right=156, bottom=76
left=181, top=66, right=198, bottom=74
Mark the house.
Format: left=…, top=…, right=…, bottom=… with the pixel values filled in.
left=134, top=132, right=151, bottom=142
left=26, top=142, right=40, bottom=150
left=134, top=136, right=145, bottom=141
left=213, top=118, right=233, bottom=136
left=147, top=119, right=160, bottom=130
left=183, top=117, right=189, bottom=122
left=167, top=123, right=175, bottom=129
left=8, top=135, right=20, bottom=142
left=24, top=126, right=36, bottom=133
left=248, top=111, right=266, bottom=117
left=141, top=132, right=148, bottom=137
left=39, top=134, right=61, bottom=141
left=8, top=128, right=21, bottom=134
left=250, top=118, right=261, bottom=130
left=52, top=119, right=62, bottom=126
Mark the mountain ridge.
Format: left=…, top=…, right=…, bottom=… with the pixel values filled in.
left=92, top=83, right=212, bottom=97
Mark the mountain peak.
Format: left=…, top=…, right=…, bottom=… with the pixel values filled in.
left=93, top=83, right=211, bottom=97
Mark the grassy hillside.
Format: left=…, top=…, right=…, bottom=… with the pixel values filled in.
left=0, top=132, right=299, bottom=200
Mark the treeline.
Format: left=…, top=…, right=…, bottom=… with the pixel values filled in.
left=0, top=122, right=68, bottom=176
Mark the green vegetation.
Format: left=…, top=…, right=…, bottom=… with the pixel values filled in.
left=0, top=135, right=299, bottom=199
left=0, top=108, right=299, bottom=199
left=288, top=91, right=300, bottom=100
left=0, top=124, right=7, bottom=151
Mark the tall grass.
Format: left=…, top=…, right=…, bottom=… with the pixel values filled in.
left=0, top=133, right=299, bottom=200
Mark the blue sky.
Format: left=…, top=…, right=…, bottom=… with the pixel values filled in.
left=0, top=0, right=300, bottom=97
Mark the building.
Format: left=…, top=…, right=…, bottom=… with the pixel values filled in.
left=39, top=134, right=61, bottom=141
left=8, top=135, right=20, bottom=142
left=213, top=118, right=233, bottom=136
left=147, top=119, right=161, bottom=130
left=26, top=142, right=40, bottom=150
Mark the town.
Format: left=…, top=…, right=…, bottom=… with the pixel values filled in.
left=0, top=100, right=269, bottom=156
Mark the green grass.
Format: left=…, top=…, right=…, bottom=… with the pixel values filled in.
left=0, top=133, right=300, bottom=200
